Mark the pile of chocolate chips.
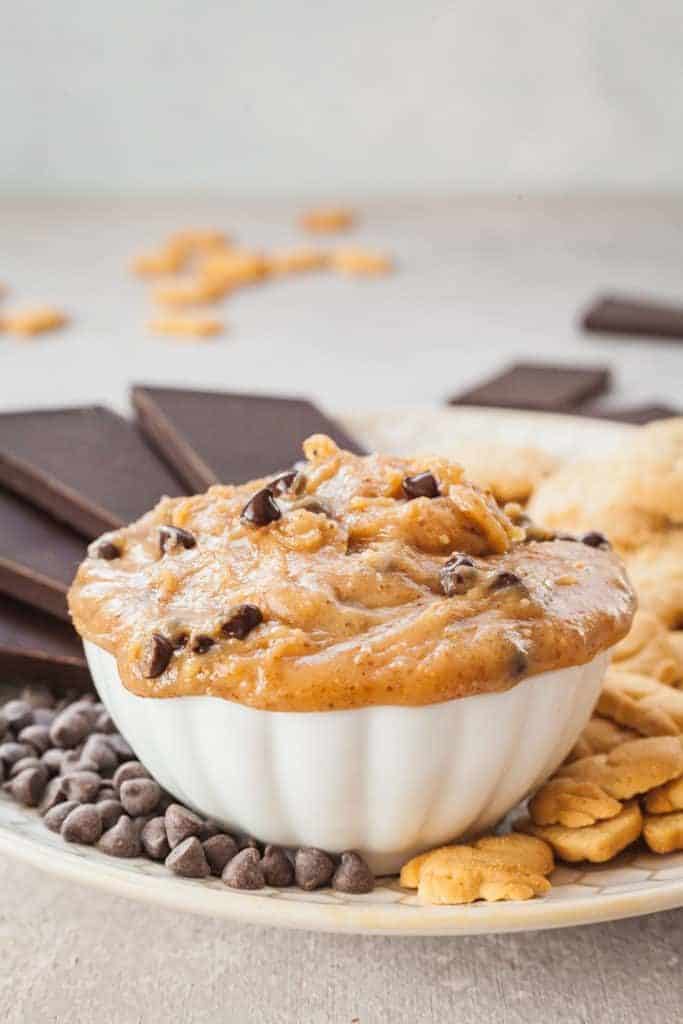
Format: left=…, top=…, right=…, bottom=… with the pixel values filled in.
left=0, top=689, right=374, bottom=894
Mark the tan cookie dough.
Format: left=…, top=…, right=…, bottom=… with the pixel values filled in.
left=69, top=436, right=635, bottom=712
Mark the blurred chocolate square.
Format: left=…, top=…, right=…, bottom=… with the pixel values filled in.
left=449, top=362, right=611, bottom=413
left=582, top=294, right=683, bottom=341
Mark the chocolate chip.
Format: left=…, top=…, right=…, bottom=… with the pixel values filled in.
left=18, top=724, right=51, bottom=755
left=141, top=817, right=170, bottom=861
left=81, top=734, right=118, bottom=772
left=165, top=803, right=204, bottom=849
left=120, top=778, right=161, bottom=817
left=49, top=708, right=91, bottom=749
left=165, top=836, right=211, bottom=878
left=108, top=734, right=135, bottom=762
left=94, top=540, right=121, bottom=560
left=9, top=755, right=41, bottom=778
left=237, top=835, right=262, bottom=853
left=440, top=555, right=478, bottom=597
left=0, top=742, right=34, bottom=768
left=581, top=530, right=611, bottom=550
left=241, top=488, right=281, bottom=527
left=62, top=770, right=101, bottom=803
left=60, top=750, right=96, bottom=774
left=294, top=847, right=335, bottom=891
left=4, top=766, right=48, bottom=806
left=113, top=761, right=150, bottom=793
left=32, top=707, right=57, bottom=728
left=203, top=834, right=238, bottom=876
left=489, top=571, right=524, bottom=591
left=191, top=634, right=214, bottom=654
left=220, top=604, right=263, bottom=641
left=402, top=472, right=440, bottom=500
left=39, top=776, right=66, bottom=814
left=332, top=851, right=374, bottom=894
left=158, top=525, right=197, bottom=555
left=99, top=815, right=142, bottom=858
left=222, top=847, right=265, bottom=890
left=68, top=698, right=100, bottom=728
left=200, top=819, right=222, bottom=841
left=61, top=804, right=103, bottom=845
left=261, top=845, right=294, bottom=887
left=142, top=633, right=174, bottom=678
left=20, top=685, right=55, bottom=710
left=96, top=798, right=125, bottom=830
left=44, top=800, right=78, bottom=832
left=95, top=710, right=116, bottom=734
left=41, top=748, right=65, bottom=776
left=171, top=633, right=189, bottom=650
left=268, top=470, right=305, bottom=496
left=3, top=699, right=34, bottom=734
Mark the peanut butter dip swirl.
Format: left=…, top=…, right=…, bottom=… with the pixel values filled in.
left=68, top=436, right=635, bottom=712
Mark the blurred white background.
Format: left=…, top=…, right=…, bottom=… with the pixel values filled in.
left=4, top=0, right=683, bottom=195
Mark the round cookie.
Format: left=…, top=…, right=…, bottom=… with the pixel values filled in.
left=625, top=418, right=683, bottom=525
left=528, top=458, right=665, bottom=551
left=622, top=531, right=683, bottom=628
left=440, top=442, right=557, bottom=504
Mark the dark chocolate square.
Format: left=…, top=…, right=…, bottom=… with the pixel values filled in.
left=449, top=362, right=611, bottom=413
left=132, top=386, right=365, bottom=491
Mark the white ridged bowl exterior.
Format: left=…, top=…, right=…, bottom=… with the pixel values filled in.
left=85, top=641, right=608, bottom=874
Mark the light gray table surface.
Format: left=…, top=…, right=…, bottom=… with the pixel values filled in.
left=1, top=196, right=682, bottom=1023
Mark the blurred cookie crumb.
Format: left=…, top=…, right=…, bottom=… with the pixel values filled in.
left=148, top=316, right=223, bottom=339
left=132, top=246, right=187, bottom=277
left=331, top=247, right=393, bottom=276
left=1, top=306, right=68, bottom=336
left=267, top=247, right=328, bottom=274
left=300, top=207, right=354, bottom=234
left=152, top=278, right=230, bottom=307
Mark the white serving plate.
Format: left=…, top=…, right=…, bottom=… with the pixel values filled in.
left=2, top=406, right=682, bottom=936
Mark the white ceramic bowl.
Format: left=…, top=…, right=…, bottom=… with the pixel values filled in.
left=85, top=641, right=609, bottom=874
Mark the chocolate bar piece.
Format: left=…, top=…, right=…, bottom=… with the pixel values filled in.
left=0, top=488, right=85, bottom=621
left=0, top=593, right=90, bottom=692
left=132, top=386, right=365, bottom=491
left=580, top=403, right=679, bottom=425
left=0, top=406, right=183, bottom=538
left=582, top=294, right=683, bottom=341
left=449, top=363, right=611, bottom=413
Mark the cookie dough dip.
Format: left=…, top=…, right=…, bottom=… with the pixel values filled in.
left=70, top=436, right=636, bottom=872
left=70, top=435, right=633, bottom=711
